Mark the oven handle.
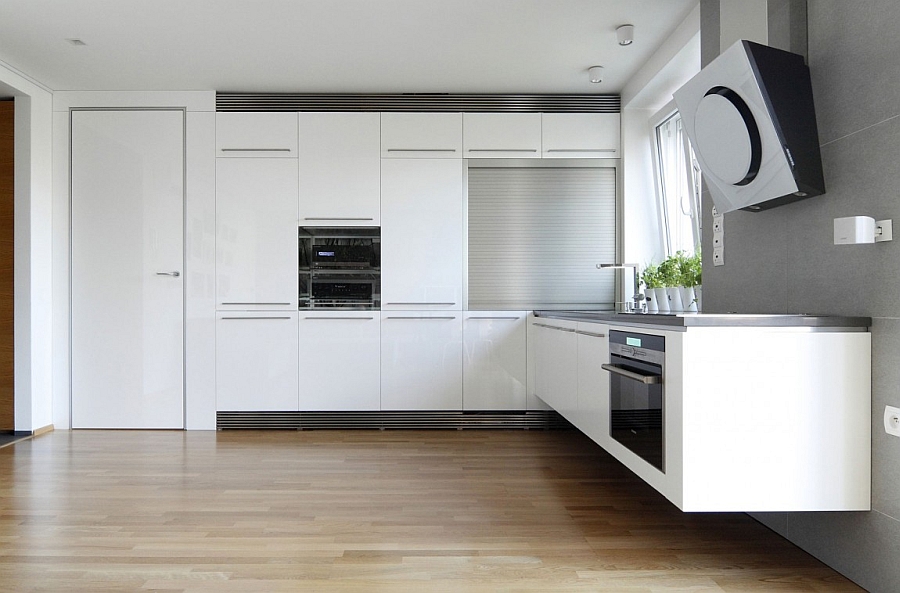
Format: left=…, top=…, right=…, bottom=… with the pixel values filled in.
left=600, top=363, right=662, bottom=385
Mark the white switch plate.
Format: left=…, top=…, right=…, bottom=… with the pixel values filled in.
left=885, top=405, right=900, bottom=437
left=876, top=219, right=893, bottom=242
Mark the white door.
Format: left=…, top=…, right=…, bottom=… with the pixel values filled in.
left=71, top=109, right=185, bottom=428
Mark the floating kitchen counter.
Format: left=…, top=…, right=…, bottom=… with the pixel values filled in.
left=529, top=311, right=872, bottom=512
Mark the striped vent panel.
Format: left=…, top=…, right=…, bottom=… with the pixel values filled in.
left=216, top=411, right=572, bottom=430
left=216, top=93, right=620, bottom=113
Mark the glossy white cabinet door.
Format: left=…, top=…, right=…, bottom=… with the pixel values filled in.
left=216, top=112, right=298, bottom=157
left=298, top=112, right=381, bottom=225
left=381, top=112, right=462, bottom=158
left=298, top=311, right=381, bottom=411
left=71, top=109, right=185, bottom=429
left=381, top=312, right=463, bottom=410
left=463, top=312, right=527, bottom=410
left=216, top=158, right=299, bottom=310
left=381, top=159, right=463, bottom=310
left=531, top=319, right=577, bottom=415
left=215, top=312, right=299, bottom=411
left=463, top=113, right=542, bottom=158
left=576, top=324, right=610, bottom=445
left=541, top=113, right=620, bottom=158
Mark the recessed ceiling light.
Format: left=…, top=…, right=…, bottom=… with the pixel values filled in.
left=588, top=66, right=604, bottom=84
left=65, top=38, right=87, bottom=46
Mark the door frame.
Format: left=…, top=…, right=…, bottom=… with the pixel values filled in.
left=69, top=107, right=187, bottom=429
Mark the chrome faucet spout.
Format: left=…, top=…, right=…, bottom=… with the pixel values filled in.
left=596, top=263, right=643, bottom=312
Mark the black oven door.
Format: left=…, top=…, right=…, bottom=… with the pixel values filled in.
left=603, top=354, right=664, bottom=472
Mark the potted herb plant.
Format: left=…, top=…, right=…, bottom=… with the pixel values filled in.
left=657, top=254, right=684, bottom=312
left=641, top=263, right=662, bottom=313
left=678, top=252, right=702, bottom=312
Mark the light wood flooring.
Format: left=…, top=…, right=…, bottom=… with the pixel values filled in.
left=0, top=429, right=862, bottom=592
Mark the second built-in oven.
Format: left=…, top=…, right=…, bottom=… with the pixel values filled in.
left=602, top=330, right=665, bottom=473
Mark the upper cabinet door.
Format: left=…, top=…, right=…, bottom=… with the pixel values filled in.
left=381, top=159, right=463, bottom=310
left=541, top=113, right=620, bottom=158
left=216, top=112, right=298, bottom=157
left=463, top=113, right=541, bottom=158
left=216, top=158, right=299, bottom=310
left=381, top=113, right=462, bottom=158
left=298, top=112, right=381, bottom=226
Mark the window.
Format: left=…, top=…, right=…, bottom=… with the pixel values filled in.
left=651, top=106, right=701, bottom=256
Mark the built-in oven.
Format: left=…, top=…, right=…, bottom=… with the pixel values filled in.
left=602, top=330, right=665, bottom=472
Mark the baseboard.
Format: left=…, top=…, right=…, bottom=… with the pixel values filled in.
left=32, top=424, right=54, bottom=436
left=217, top=410, right=572, bottom=431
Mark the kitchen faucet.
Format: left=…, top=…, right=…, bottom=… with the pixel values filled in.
left=596, top=263, right=644, bottom=312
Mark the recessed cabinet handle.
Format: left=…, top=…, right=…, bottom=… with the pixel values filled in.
left=386, top=316, right=456, bottom=320
left=220, top=302, right=291, bottom=306
left=220, top=148, right=292, bottom=152
left=600, top=363, right=661, bottom=385
left=533, top=322, right=575, bottom=332
left=303, top=217, right=375, bottom=221
left=575, top=330, right=606, bottom=338
left=546, top=149, right=616, bottom=153
left=467, top=316, right=521, bottom=320
left=304, top=316, right=375, bottom=320
left=386, top=148, right=457, bottom=153
left=220, top=316, right=292, bottom=320
left=386, top=302, right=456, bottom=306
left=467, top=148, right=538, bottom=153
left=155, top=271, right=180, bottom=277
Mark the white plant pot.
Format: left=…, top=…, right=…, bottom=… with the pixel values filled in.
left=695, top=285, right=702, bottom=311
left=680, top=286, right=698, bottom=312
left=644, top=289, right=659, bottom=313
left=653, top=288, right=669, bottom=313
left=666, top=287, right=684, bottom=312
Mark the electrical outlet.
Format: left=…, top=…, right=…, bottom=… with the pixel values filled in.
left=713, top=247, right=724, bottom=266
left=885, top=405, right=900, bottom=437
left=713, top=232, right=724, bottom=248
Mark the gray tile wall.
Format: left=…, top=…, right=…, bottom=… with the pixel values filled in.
left=700, top=2, right=900, bottom=591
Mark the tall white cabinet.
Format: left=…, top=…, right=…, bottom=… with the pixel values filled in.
left=380, top=158, right=464, bottom=310
left=215, top=158, right=299, bottom=310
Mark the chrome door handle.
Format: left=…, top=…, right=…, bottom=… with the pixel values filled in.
left=156, top=271, right=180, bottom=277
left=600, top=363, right=661, bottom=385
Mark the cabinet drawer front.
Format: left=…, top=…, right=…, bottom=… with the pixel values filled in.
left=215, top=313, right=299, bottom=411
left=463, top=113, right=541, bottom=158
left=216, top=112, right=298, bottom=157
left=381, top=113, right=462, bottom=158
left=542, top=113, right=620, bottom=158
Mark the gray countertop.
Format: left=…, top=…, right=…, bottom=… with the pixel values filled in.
left=534, top=310, right=872, bottom=329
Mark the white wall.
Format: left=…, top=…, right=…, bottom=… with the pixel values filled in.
left=0, top=60, right=54, bottom=433
left=620, top=3, right=700, bottom=278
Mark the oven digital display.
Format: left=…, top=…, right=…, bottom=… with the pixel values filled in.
left=626, top=337, right=642, bottom=347
left=317, top=251, right=335, bottom=257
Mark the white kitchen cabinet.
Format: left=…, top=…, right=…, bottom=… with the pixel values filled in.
left=463, top=113, right=542, bottom=158
left=381, top=112, right=462, bottom=158
left=575, top=322, right=610, bottom=446
left=463, top=312, right=527, bottom=411
left=381, top=159, right=463, bottom=310
left=531, top=318, right=578, bottom=417
left=215, top=312, right=299, bottom=411
left=298, top=311, right=381, bottom=411
left=216, top=112, right=298, bottom=157
left=381, top=312, right=463, bottom=410
left=541, top=113, right=620, bottom=158
left=215, top=158, right=299, bottom=310
left=298, top=112, right=381, bottom=225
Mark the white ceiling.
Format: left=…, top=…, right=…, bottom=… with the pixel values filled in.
left=0, top=0, right=698, bottom=94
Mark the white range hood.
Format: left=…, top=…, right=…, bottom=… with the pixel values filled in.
left=674, top=40, right=825, bottom=213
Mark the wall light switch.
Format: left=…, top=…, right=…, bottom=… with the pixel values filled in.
left=876, top=219, right=893, bottom=242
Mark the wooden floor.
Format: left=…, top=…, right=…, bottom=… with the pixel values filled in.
left=0, top=429, right=862, bottom=593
